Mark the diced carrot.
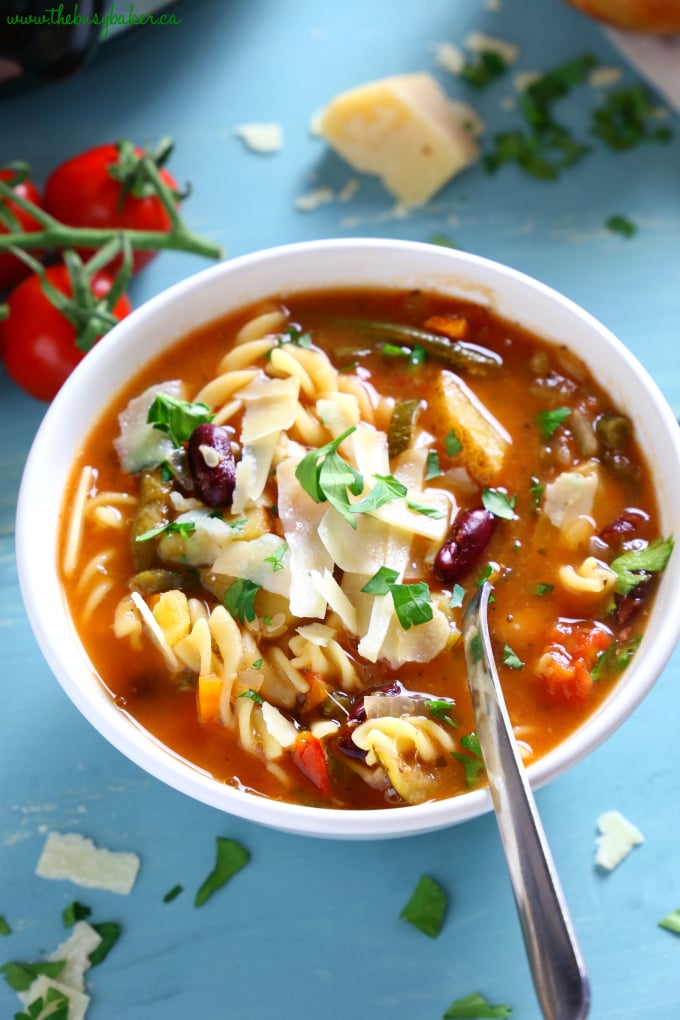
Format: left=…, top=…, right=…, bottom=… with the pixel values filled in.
left=538, top=620, right=613, bottom=701
left=423, top=313, right=469, bottom=339
left=293, top=731, right=332, bottom=799
left=197, top=673, right=223, bottom=723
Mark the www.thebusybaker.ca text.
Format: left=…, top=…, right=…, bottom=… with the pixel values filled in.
left=5, top=3, right=183, bottom=39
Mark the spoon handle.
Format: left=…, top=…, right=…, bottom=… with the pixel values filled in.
left=463, top=583, right=590, bottom=1020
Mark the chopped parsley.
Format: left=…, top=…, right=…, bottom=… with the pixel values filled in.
left=263, top=542, right=288, bottom=572
left=428, top=232, right=457, bottom=248
left=445, top=428, right=463, bottom=457
left=194, top=837, right=250, bottom=907
left=425, top=699, right=457, bottom=727
left=502, top=645, right=524, bottom=670
left=659, top=909, right=680, bottom=935
left=407, top=499, right=446, bottom=519
left=62, top=901, right=92, bottom=928
left=1, top=960, right=66, bottom=992
left=15, top=987, right=70, bottom=1020
left=295, top=426, right=364, bottom=528
left=425, top=450, right=444, bottom=480
left=223, top=578, right=262, bottom=623
left=361, top=566, right=399, bottom=595
left=534, top=582, right=554, bottom=596
left=0, top=915, right=10, bottom=936
left=591, top=84, right=672, bottom=150
left=453, top=732, right=485, bottom=787
left=274, top=325, right=313, bottom=350
left=609, top=537, right=673, bottom=595
left=450, top=584, right=465, bottom=609
left=536, top=406, right=570, bottom=440
left=251, top=658, right=263, bottom=669
left=399, top=874, right=447, bottom=938
left=482, top=488, right=516, bottom=521
left=147, top=393, right=213, bottom=446
left=390, top=582, right=434, bottom=629
left=461, top=49, right=507, bottom=89
left=529, top=475, right=544, bottom=510
left=134, top=519, right=196, bottom=543
left=606, top=214, right=636, bottom=239
left=349, top=474, right=407, bottom=515
left=163, top=884, right=184, bottom=903
left=237, top=688, right=264, bottom=704
left=361, top=571, right=433, bottom=629
left=443, top=992, right=513, bottom=1018
left=89, top=922, right=121, bottom=966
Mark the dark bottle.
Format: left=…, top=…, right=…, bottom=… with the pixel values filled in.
left=0, top=0, right=105, bottom=81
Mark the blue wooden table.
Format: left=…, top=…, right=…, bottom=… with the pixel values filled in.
left=2, top=1, right=680, bottom=1017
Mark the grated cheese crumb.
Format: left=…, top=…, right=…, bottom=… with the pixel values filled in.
left=595, top=810, right=644, bottom=871
left=234, top=122, right=283, bottom=154
left=36, top=831, right=141, bottom=895
left=588, top=66, right=624, bottom=89
left=434, top=40, right=465, bottom=76
left=295, top=185, right=337, bottom=211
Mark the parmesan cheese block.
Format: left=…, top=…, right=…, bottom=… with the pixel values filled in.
left=35, top=831, right=140, bottom=894
left=317, top=73, right=481, bottom=205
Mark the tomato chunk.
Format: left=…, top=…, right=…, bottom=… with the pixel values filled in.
left=537, top=619, right=613, bottom=701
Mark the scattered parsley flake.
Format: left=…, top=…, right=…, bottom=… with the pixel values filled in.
left=400, top=875, right=447, bottom=938
left=445, top=429, right=463, bottom=456
left=659, top=909, right=680, bottom=935
left=134, top=519, right=196, bottom=543
left=482, top=488, right=516, bottom=520
left=0, top=915, right=10, bottom=936
left=350, top=474, right=407, bottom=515
left=361, top=566, right=400, bottom=596
left=194, top=837, right=250, bottom=907
left=237, top=689, right=264, bottom=704
left=606, top=214, right=636, bottom=238
left=1, top=960, right=65, bottom=992
left=163, top=884, right=184, bottom=904
left=529, top=475, right=544, bottom=510
left=443, top=991, right=513, bottom=1018
left=502, top=645, right=524, bottom=669
left=450, top=584, right=465, bottom=609
left=223, top=578, right=261, bottom=623
left=610, top=537, right=673, bottom=596
left=536, top=406, right=570, bottom=440
left=251, top=658, right=264, bottom=670
left=276, top=326, right=313, bottom=350
left=591, top=84, right=672, bottom=150
left=461, top=49, right=507, bottom=89
left=534, top=582, right=554, bottom=596
left=15, top=987, right=70, bottom=1020
left=428, top=232, right=457, bottom=248
left=89, top=922, right=121, bottom=966
left=425, top=450, right=444, bottom=480
left=407, top=500, right=446, bottom=519
left=263, top=541, right=288, bottom=572
left=62, top=901, right=92, bottom=928
left=147, top=393, right=214, bottom=447
left=390, top=582, right=434, bottom=629
left=425, top=699, right=457, bottom=727
left=295, top=426, right=363, bottom=528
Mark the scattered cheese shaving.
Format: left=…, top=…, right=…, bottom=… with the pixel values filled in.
left=234, top=122, right=283, bottom=154
left=19, top=976, right=90, bottom=1020
left=434, top=40, right=465, bottom=75
left=48, top=922, right=103, bottom=992
left=588, top=66, right=623, bottom=89
left=36, top=831, right=141, bottom=894
left=295, top=186, right=337, bottom=211
left=595, top=810, right=644, bottom=871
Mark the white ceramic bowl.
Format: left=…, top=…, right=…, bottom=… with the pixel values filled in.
left=16, top=239, right=680, bottom=839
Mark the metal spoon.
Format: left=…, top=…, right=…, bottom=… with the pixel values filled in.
left=463, top=582, right=590, bottom=1020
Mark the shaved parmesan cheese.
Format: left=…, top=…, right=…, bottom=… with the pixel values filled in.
left=49, top=922, right=102, bottom=992
left=276, top=457, right=333, bottom=618
left=261, top=701, right=297, bottom=749
left=543, top=463, right=599, bottom=530
left=113, top=380, right=184, bottom=473
left=595, top=810, right=644, bottom=870
left=130, top=591, right=180, bottom=671
left=234, top=121, right=283, bottom=154
left=379, top=602, right=453, bottom=668
left=239, top=375, right=300, bottom=443
left=318, top=508, right=389, bottom=574
left=311, top=568, right=358, bottom=632
left=213, top=534, right=292, bottom=597
left=19, top=976, right=90, bottom=1020
left=36, top=832, right=140, bottom=894
left=296, top=622, right=336, bottom=645
left=317, top=72, right=480, bottom=206
left=434, top=40, right=465, bottom=75
left=231, top=432, right=279, bottom=513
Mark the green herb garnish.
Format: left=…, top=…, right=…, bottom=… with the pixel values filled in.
left=502, top=645, right=524, bottom=670
left=194, top=837, right=250, bottom=907
left=237, top=689, right=264, bottom=704
left=89, top=922, right=121, bottom=966
left=445, top=428, right=463, bottom=456
left=425, top=699, right=457, bottom=727
left=263, top=541, right=288, bottom=572
left=223, top=578, right=262, bottom=623
left=453, top=732, right=485, bottom=787
left=450, top=584, right=465, bottom=608
left=295, top=426, right=363, bottom=528
left=15, top=987, right=70, bottom=1020
left=461, top=49, right=507, bottom=89
left=0, top=915, right=10, bottom=936
left=534, top=582, right=554, bottom=596
left=349, top=474, right=407, bottom=515
left=606, top=214, right=636, bottom=238
left=62, top=901, right=92, bottom=928
left=134, top=519, right=196, bottom=543
left=591, top=84, right=672, bottom=150
left=274, top=325, right=313, bottom=350
left=529, top=475, right=544, bottom=510
left=1, top=960, right=65, bottom=992
left=163, top=884, right=184, bottom=903
left=482, top=488, right=516, bottom=520
left=147, top=393, right=214, bottom=446
left=390, top=582, right=434, bottom=629
left=659, top=909, right=680, bottom=935
left=361, top=566, right=400, bottom=595
left=536, top=406, right=570, bottom=440
left=407, top=500, right=447, bottom=519
left=610, top=537, right=673, bottom=595
left=443, top=991, right=513, bottom=1018
left=425, top=450, right=444, bottom=480
left=399, top=874, right=447, bottom=937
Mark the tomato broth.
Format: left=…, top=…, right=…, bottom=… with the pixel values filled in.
left=60, top=288, right=669, bottom=809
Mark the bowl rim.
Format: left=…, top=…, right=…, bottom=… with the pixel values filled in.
left=16, top=237, right=680, bottom=839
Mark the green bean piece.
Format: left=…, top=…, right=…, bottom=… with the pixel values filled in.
left=388, top=399, right=422, bottom=458
left=596, top=413, right=632, bottom=451
left=130, top=468, right=174, bottom=570
left=332, top=318, right=502, bottom=375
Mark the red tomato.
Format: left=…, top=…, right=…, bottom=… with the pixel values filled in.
left=293, top=732, right=332, bottom=799
left=44, top=144, right=179, bottom=273
left=2, top=265, right=132, bottom=402
left=0, top=171, right=43, bottom=292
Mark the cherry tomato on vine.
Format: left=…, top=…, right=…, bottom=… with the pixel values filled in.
left=44, top=143, right=180, bottom=273
left=2, top=265, right=132, bottom=402
left=0, top=170, right=44, bottom=292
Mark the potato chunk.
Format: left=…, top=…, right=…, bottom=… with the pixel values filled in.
left=429, top=370, right=510, bottom=484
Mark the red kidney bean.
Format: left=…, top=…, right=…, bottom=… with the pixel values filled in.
left=433, top=507, right=496, bottom=583
left=598, top=508, right=648, bottom=545
left=188, top=423, right=236, bottom=508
